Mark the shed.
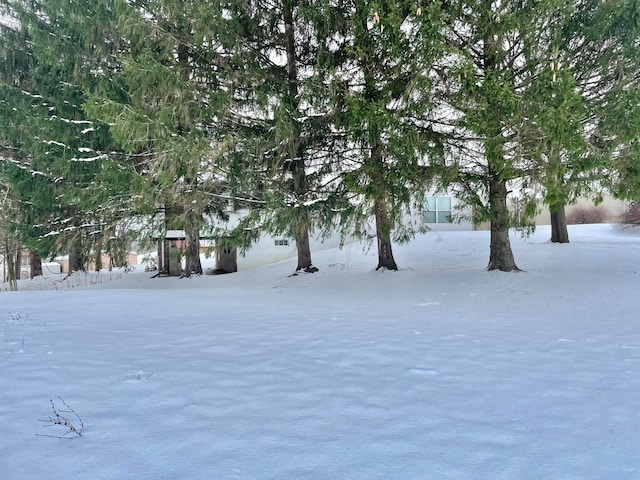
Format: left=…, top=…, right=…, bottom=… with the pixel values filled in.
left=151, top=229, right=186, bottom=277
left=151, top=230, right=236, bottom=277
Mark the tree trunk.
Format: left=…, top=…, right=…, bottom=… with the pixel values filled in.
left=284, top=2, right=316, bottom=274
left=292, top=166, right=315, bottom=272
left=290, top=170, right=316, bottom=272
left=94, top=239, right=103, bottom=272
left=294, top=222, right=316, bottom=272
left=481, top=17, right=519, bottom=272
left=30, top=251, right=43, bottom=278
left=184, top=216, right=203, bottom=275
left=14, top=246, right=21, bottom=280
left=167, top=241, right=182, bottom=276
left=487, top=176, right=520, bottom=272
left=4, top=238, right=18, bottom=291
left=550, top=202, right=570, bottom=243
left=374, top=199, right=398, bottom=271
left=68, top=238, right=84, bottom=273
left=104, top=227, right=116, bottom=271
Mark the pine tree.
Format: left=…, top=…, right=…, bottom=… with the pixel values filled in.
left=204, top=0, right=353, bottom=274
left=567, top=0, right=640, bottom=207
left=434, top=0, right=640, bottom=261
left=314, top=0, right=445, bottom=270
left=0, top=0, right=144, bottom=271
left=0, top=179, right=21, bottom=290
left=515, top=0, right=591, bottom=244
left=523, top=0, right=640, bottom=243
left=85, top=0, right=241, bottom=276
left=435, top=0, right=575, bottom=271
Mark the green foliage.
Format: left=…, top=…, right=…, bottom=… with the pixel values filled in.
left=314, top=0, right=446, bottom=248
left=558, top=0, right=640, bottom=201
left=0, top=0, right=145, bottom=263
left=434, top=0, right=640, bottom=230
left=84, top=0, right=235, bottom=264
left=1, top=0, right=639, bottom=275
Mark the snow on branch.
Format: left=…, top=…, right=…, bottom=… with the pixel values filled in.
left=20, top=90, right=43, bottom=99
left=69, top=154, right=107, bottom=163
left=42, top=140, right=68, bottom=148
left=49, top=116, right=93, bottom=125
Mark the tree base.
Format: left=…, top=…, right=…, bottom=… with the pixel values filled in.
left=290, top=265, right=319, bottom=276
left=487, top=263, right=523, bottom=273
left=375, top=265, right=398, bottom=271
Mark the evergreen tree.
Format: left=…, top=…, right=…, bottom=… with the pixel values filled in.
left=515, top=0, right=592, bottom=244
left=86, top=0, right=241, bottom=276
left=434, top=0, right=639, bottom=260
left=0, top=179, right=21, bottom=290
left=523, top=64, right=591, bottom=244
left=568, top=0, right=640, bottom=206
left=523, top=0, right=640, bottom=243
left=435, top=0, right=575, bottom=270
left=200, top=0, right=352, bottom=274
left=0, top=0, right=144, bottom=270
left=315, top=0, right=445, bottom=270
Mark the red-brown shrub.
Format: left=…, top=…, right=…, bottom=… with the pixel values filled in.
left=566, top=206, right=608, bottom=224
left=620, top=201, right=640, bottom=224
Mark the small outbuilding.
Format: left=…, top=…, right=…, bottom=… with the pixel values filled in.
left=152, top=229, right=186, bottom=277
left=151, top=230, right=237, bottom=277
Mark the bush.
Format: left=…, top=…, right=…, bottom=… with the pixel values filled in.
left=620, top=201, right=640, bottom=224
left=566, top=205, right=607, bottom=224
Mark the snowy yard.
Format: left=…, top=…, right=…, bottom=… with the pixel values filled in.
left=1, top=224, right=639, bottom=479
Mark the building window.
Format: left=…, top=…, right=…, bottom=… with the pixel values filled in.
left=274, top=239, right=290, bottom=246
left=424, top=196, right=452, bottom=224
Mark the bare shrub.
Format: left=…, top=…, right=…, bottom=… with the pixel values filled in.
left=620, top=201, right=640, bottom=225
left=37, top=397, right=84, bottom=438
left=566, top=206, right=608, bottom=224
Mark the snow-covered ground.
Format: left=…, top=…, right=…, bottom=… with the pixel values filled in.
left=1, top=224, right=639, bottom=479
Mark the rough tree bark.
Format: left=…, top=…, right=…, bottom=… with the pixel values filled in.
left=30, top=251, right=43, bottom=278
left=369, top=139, right=398, bottom=271
left=487, top=176, right=520, bottom=272
left=550, top=202, right=570, bottom=243
left=94, top=237, right=103, bottom=272
left=68, top=238, right=84, bottom=273
left=184, top=216, right=203, bottom=275
left=180, top=201, right=201, bottom=272
left=14, top=246, right=21, bottom=280
left=292, top=161, right=315, bottom=272
left=374, top=199, right=398, bottom=271
left=294, top=216, right=315, bottom=272
left=4, top=238, right=18, bottom=291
